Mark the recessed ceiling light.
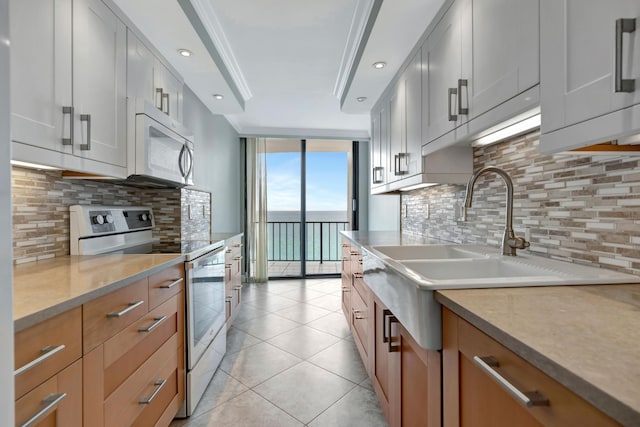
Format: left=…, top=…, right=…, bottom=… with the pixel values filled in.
left=372, top=61, right=386, bottom=69
left=356, top=97, right=367, bottom=102
left=213, top=94, right=224, bottom=100
left=178, top=49, right=192, bottom=57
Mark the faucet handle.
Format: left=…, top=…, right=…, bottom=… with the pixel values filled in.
left=507, top=237, right=530, bottom=250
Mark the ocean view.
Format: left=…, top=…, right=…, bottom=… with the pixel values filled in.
left=267, top=210, right=349, bottom=261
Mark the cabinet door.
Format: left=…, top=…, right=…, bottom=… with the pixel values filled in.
left=156, top=62, right=184, bottom=122
left=388, top=84, right=405, bottom=183
left=422, top=1, right=463, bottom=144
left=404, top=51, right=422, bottom=177
left=370, top=107, right=382, bottom=188
left=371, top=298, right=399, bottom=425
left=127, top=30, right=156, bottom=106
left=10, top=0, right=72, bottom=153
left=464, top=0, right=539, bottom=120
left=379, top=104, right=390, bottom=185
left=73, top=0, right=127, bottom=167
left=542, top=0, right=640, bottom=133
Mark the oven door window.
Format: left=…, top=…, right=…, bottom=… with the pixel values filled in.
left=187, top=249, right=226, bottom=368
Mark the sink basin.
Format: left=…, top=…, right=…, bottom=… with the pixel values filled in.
left=401, top=258, right=562, bottom=281
left=372, top=244, right=488, bottom=260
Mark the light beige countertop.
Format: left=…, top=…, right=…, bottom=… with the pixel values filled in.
left=436, top=285, right=640, bottom=426
left=14, top=254, right=184, bottom=332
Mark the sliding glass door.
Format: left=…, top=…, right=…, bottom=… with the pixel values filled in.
left=265, top=138, right=355, bottom=278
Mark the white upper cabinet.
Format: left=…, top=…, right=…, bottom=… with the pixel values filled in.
left=463, top=0, right=539, bottom=121
left=422, top=0, right=539, bottom=147
left=370, top=107, right=383, bottom=188
left=127, top=29, right=184, bottom=123
left=10, top=0, right=73, bottom=154
left=422, top=1, right=464, bottom=145
left=540, top=0, right=640, bottom=152
left=10, top=0, right=127, bottom=171
left=73, top=0, right=127, bottom=168
left=388, top=80, right=405, bottom=183
left=404, top=51, right=423, bottom=178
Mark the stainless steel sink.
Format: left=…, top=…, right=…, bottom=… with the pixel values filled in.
left=372, top=244, right=488, bottom=260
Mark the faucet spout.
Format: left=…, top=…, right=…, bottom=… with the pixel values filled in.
left=463, top=166, right=529, bottom=256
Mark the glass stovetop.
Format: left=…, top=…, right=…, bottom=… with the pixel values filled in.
left=119, top=239, right=224, bottom=260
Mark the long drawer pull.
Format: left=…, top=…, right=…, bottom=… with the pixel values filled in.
left=160, top=278, right=183, bottom=289
left=353, top=273, right=363, bottom=279
left=14, top=345, right=66, bottom=377
left=234, top=285, right=243, bottom=290
left=473, top=356, right=550, bottom=407
left=139, top=379, right=167, bottom=404
left=107, top=300, right=144, bottom=318
left=20, top=392, right=67, bottom=427
left=138, top=316, right=168, bottom=333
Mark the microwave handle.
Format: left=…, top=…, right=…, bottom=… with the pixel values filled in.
left=179, top=144, right=193, bottom=180
left=184, top=145, right=194, bottom=179
left=178, top=145, right=186, bottom=178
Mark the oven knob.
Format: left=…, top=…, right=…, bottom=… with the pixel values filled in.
left=105, top=214, right=114, bottom=224
left=92, top=215, right=105, bottom=225
left=139, top=213, right=149, bottom=221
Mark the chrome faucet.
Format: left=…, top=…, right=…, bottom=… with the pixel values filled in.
left=463, top=166, right=530, bottom=256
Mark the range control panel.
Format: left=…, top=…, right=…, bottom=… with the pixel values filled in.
left=70, top=205, right=154, bottom=239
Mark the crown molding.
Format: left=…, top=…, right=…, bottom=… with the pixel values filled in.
left=187, top=0, right=253, bottom=101
left=235, top=126, right=371, bottom=141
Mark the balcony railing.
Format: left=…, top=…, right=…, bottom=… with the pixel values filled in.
left=267, top=221, right=349, bottom=263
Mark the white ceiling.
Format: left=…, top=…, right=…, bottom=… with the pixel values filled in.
left=112, top=0, right=446, bottom=139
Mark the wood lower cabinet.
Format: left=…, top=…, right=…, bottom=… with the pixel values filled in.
left=224, top=234, right=243, bottom=327
left=14, top=307, right=83, bottom=427
left=442, top=308, right=617, bottom=427
left=340, top=241, right=441, bottom=427
left=83, top=272, right=185, bottom=427
left=371, top=296, right=441, bottom=427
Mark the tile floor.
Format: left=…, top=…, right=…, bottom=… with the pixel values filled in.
left=170, top=278, right=388, bottom=427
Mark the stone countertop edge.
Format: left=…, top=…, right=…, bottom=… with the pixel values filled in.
left=212, top=232, right=243, bottom=242
left=14, top=255, right=186, bottom=333
left=434, top=290, right=639, bottom=427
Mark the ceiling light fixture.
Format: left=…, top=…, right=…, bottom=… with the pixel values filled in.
left=178, top=49, right=193, bottom=57
left=372, top=61, right=386, bottom=69
left=473, top=114, right=541, bottom=147
left=356, top=97, right=367, bottom=102
left=213, top=94, right=224, bottom=100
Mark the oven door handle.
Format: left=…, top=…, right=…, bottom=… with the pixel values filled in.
left=185, top=247, right=226, bottom=270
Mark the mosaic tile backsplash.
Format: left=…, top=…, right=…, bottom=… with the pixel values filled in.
left=401, top=131, right=640, bottom=276
left=12, top=167, right=211, bottom=264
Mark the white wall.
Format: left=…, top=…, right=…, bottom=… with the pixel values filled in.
left=182, top=85, right=242, bottom=233
left=366, top=145, right=400, bottom=231
left=0, top=0, right=15, bottom=423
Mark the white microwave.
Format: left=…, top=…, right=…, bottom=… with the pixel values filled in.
left=128, top=101, right=194, bottom=187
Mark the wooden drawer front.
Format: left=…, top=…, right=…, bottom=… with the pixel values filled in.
left=352, top=276, right=368, bottom=303
left=351, top=249, right=363, bottom=275
left=350, top=286, right=368, bottom=360
left=103, top=293, right=182, bottom=398
left=148, top=264, right=184, bottom=310
left=457, top=317, right=617, bottom=427
left=15, top=359, right=82, bottom=427
left=104, top=334, right=179, bottom=427
left=83, top=279, right=149, bottom=354
left=15, top=307, right=82, bottom=399
left=341, top=239, right=351, bottom=258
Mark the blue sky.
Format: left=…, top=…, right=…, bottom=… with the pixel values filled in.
left=266, top=151, right=347, bottom=211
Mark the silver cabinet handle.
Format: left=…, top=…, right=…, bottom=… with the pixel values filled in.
left=139, top=379, right=167, bottom=404
left=156, top=88, right=164, bottom=110
left=615, top=18, right=636, bottom=93
left=382, top=309, right=400, bottom=352
left=80, top=114, right=91, bottom=150
left=162, top=93, right=170, bottom=115
left=138, top=316, right=167, bottom=333
left=234, top=285, right=243, bottom=290
left=14, top=345, right=66, bottom=377
left=353, top=272, right=363, bottom=279
left=107, top=300, right=144, bottom=318
left=448, top=87, right=458, bottom=121
left=372, top=166, right=384, bottom=184
left=458, top=79, right=469, bottom=115
left=225, top=295, right=233, bottom=301
left=473, top=356, right=550, bottom=407
left=160, top=278, right=183, bottom=289
left=62, top=106, right=73, bottom=146
left=20, top=393, right=67, bottom=427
